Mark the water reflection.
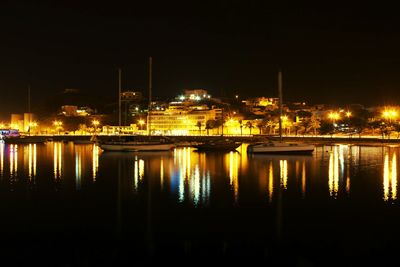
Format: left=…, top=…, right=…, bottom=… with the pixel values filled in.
left=133, top=156, right=144, bottom=191
left=383, top=151, right=397, bottom=201
left=54, top=142, right=62, bottom=179
left=25, top=144, right=37, bottom=181
left=226, top=151, right=239, bottom=202
left=75, top=145, right=82, bottom=190
left=9, top=144, right=18, bottom=179
left=92, top=144, right=99, bottom=181
left=3, top=143, right=400, bottom=206
left=280, top=160, right=288, bottom=189
left=268, top=162, right=273, bottom=202
left=0, top=142, right=4, bottom=177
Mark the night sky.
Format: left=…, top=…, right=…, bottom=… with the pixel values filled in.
left=1, top=1, right=400, bottom=118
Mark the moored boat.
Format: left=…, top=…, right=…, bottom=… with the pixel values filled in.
left=247, top=141, right=314, bottom=154
left=193, top=139, right=241, bottom=152
left=99, top=141, right=175, bottom=152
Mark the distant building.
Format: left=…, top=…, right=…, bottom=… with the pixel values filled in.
left=149, top=107, right=218, bottom=135
left=121, top=91, right=143, bottom=102
left=181, top=89, right=211, bottom=101
left=10, top=113, right=35, bottom=133
left=61, top=105, right=78, bottom=116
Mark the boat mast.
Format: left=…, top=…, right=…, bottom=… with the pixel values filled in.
left=118, top=68, right=122, bottom=129
left=148, top=57, right=152, bottom=137
left=278, top=70, right=283, bottom=142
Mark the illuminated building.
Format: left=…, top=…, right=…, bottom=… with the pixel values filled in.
left=149, top=108, right=218, bottom=135
left=102, top=124, right=139, bottom=135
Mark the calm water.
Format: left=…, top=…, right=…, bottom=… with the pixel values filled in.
left=1, top=142, right=400, bottom=265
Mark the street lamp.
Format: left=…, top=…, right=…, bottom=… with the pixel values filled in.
left=53, top=120, right=63, bottom=135
left=382, top=109, right=397, bottom=124
left=92, top=120, right=100, bottom=134
left=138, top=120, right=145, bottom=131
left=328, top=112, right=340, bottom=125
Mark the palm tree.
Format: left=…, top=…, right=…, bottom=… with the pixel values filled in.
left=196, top=121, right=202, bottom=135
left=310, top=115, right=320, bottom=136
left=205, top=119, right=216, bottom=136
left=256, top=120, right=265, bottom=134
left=239, top=119, right=243, bottom=136
left=266, top=120, right=275, bottom=135
left=246, top=121, right=254, bottom=135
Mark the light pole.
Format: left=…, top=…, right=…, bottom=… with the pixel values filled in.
left=53, top=121, right=62, bottom=135
left=92, top=120, right=100, bottom=134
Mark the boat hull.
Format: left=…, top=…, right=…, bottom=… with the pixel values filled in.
left=193, top=143, right=241, bottom=152
left=100, top=143, right=175, bottom=152
left=248, top=144, right=315, bottom=154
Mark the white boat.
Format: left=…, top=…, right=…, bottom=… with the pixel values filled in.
left=99, top=141, right=175, bottom=152
left=247, top=71, right=315, bottom=154
left=99, top=59, right=175, bottom=152
left=247, top=141, right=314, bottom=154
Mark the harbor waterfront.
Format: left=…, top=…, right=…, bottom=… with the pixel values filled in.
left=1, top=142, right=400, bottom=265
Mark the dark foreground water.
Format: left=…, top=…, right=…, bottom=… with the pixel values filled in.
left=1, top=141, right=400, bottom=266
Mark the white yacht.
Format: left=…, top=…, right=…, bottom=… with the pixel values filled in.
left=247, top=71, right=315, bottom=154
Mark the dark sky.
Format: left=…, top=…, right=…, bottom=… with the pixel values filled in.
left=1, top=1, right=400, bottom=118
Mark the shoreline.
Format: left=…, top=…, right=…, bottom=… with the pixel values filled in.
left=3, top=134, right=400, bottom=146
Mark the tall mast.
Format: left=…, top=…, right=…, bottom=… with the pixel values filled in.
left=148, top=57, right=152, bottom=136
left=28, top=84, right=31, bottom=113
left=118, top=68, right=122, bottom=128
left=278, top=70, right=283, bottom=142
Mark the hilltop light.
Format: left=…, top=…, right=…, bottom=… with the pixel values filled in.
left=195, top=95, right=201, bottom=101
left=179, top=95, right=185, bottom=101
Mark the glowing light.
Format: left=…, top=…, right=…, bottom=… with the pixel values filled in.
left=280, top=160, right=288, bottom=189
left=75, top=148, right=82, bottom=190
left=328, top=147, right=339, bottom=198
left=92, top=144, right=99, bottom=181
left=268, top=162, right=273, bottom=202
left=54, top=142, right=62, bottom=179
left=382, top=109, right=398, bottom=121
left=301, top=161, right=306, bottom=198
left=228, top=151, right=239, bottom=202
left=383, top=151, right=397, bottom=201
left=92, top=120, right=100, bottom=126
left=0, top=142, right=4, bottom=177
left=328, top=112, right=340, bottom=121
left=345, top=111, right=352, bottom=118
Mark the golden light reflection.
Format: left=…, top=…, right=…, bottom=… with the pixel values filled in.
left=133, top=156, right=145, bottom=191
left=0, top=142, right=4, bottom=177
left=301, top=161, right=306, bottom=198
left=10, top=144, right=18, bottom=178
left=160, top=158, right=164, bottom=190
left=92, top=144, right=99, bottom=181
left=75, top=147, right=82, bottom=190
left=268, top=162, right=273, bottom=202
left=383, top=152, right=397, bottom=201
left=27, top=144, right=37, bottom=180
left=328, top=147, right=339, bottom=198
left=54, top=142, right=62, bottom=179
left=279, top=160, right=288, bottom=189
left=172, top=147, right=210, bottom=205
left=228, top=151, right=239, bottom=202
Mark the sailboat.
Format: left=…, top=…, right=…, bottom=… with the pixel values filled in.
left=99, top=58, right=175, bottom=152
left=247, top=71, right=315, bottom=154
